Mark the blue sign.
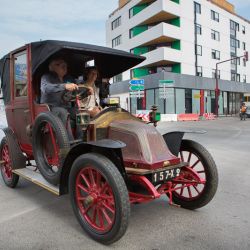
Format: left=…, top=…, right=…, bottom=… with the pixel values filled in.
left=129, top=79, right=144, bottom=85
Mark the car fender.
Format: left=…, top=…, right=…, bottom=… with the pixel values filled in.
left=162, top=130, right=206, bottom=156
left=59, top=139, right=127, bottom=195
left=0, top=127, right=26, bottom=169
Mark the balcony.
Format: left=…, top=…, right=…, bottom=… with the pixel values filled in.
left=130, top=0, right=180, bottom=27
left=127, top=22, right=181, bottom=48
left=135, top=47, right=181, bottom=69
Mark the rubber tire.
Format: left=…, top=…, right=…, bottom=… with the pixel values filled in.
left=32, top=112, right=70, bottom=185
left=0, top=137, right=19, bottom=188
left=69, top=153, right=130, bottom=244
left=172, top=139, right=218, bottom=210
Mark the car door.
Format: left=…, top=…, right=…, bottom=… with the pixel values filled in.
left=10, top=49, right=32, bottom=147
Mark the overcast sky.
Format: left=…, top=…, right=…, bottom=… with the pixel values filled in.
left=0, top=0, right=249, bottom=58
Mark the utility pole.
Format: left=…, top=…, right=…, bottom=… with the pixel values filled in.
left=215, top=51, right=248, bottom=116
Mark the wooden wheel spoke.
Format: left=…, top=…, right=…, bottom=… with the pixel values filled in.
left=180, top=186, right=184, bottom=196
left=100, top=182, right=108, bottom=194
left=180, top=151, right=184, bottom=162
left=88, top=168, right=95, bottom=186
left=80, top=173, right=91, bottom=188
left=92, top=206, right=97, bottom=223
left=97, top=208, right=104, bottom=228
left=77, top=184, right=89, bottom=193
left=193, top=185, right=200, bottom=195
left=187, top=186, right=192, bottom=198
left=96, top=171, right=101, bottom=188
left=187, top=152, right=192, bottom=163
left=191, top=159, right=200, bottom=168
left=102, top=201, right=115, bottom=214
left=101, top=207, right=112, bottom=225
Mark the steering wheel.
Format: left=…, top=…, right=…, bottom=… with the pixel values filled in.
left=62, top=86, right=89, bottom=103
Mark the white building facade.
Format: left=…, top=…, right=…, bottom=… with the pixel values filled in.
left=106, top=0, right=250, bottom=115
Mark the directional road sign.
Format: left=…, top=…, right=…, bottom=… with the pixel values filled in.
left=129, top=79, right=145, bottom=85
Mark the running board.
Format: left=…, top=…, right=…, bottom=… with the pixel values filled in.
left=12, top=168, right=60, bottom=196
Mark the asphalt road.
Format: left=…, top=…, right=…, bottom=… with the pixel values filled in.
left=0, top=114, right=249, bottom=250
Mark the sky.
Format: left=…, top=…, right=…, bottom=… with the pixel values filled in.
left=0, top=0, right=250, bottom=58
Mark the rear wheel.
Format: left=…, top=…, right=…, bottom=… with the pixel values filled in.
left=0, top=137, right=19, bottom=188
left=171, top=139, right=218, bottom=210
left=69, top=153, right=130, bottom=244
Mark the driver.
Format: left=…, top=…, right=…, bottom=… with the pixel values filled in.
left=40, top=57, right=78, bottom=140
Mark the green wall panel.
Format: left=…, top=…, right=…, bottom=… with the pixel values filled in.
left=133, top=46, right=149, bottom=55
left=133, top=3, right=148, bottom=16
left=133, top=25, right=148, bottom=36
left=171, top=40, right=181, bottom=50
left=133, top=68, right=149, bottom=77
left=170, top=17, right=180, bottom=27
left=171, top=0, right=180, bottom=4
left=172, top=63, right=181, bottom=73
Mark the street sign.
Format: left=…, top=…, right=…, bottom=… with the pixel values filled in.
left=130, top=91, right=144, bottom=98
left=129, top=85, right=145, bottom=91
left=129, top=79, right=145, bottom=85
left=158, top=79, right=175, bottom=99
left=159, top=80, right=175, bottom=85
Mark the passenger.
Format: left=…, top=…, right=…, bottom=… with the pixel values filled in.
left=78, top=66, right=102, bottom=117
left=40, top=57, right=78, bottom=140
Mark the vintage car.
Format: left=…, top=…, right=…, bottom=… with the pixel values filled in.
left=0, top=40, right=218, bottom=244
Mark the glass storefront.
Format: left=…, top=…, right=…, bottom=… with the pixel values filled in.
left=130, top=87, right=241, bottom=115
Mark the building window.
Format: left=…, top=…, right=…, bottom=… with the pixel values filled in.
left=230, top=20, right=239, bottom=32
left=112, top=35, right=121, bottom=48
left=231, top=73, right=240, bottom=82
left=243, top=42, right=246, bottom=50
left=111, top=16, right=121, bottom=30
left=243, top=75, right=246, bottom=83
left=196, top=66, right=202, bottom=77
left=231, top=73, right=236, bottom=81
left=129, top=8, right=134, bottom=18
left=211, top=10, right=219, bottom=22
left=243, top=58, right=246, bottom=67
left=236, top=74, right=240, bottom=82
left=212, top=69, right=220, bottom=79
left=211, top=30, right=220, bottom=41
left=212, top=49, right=220, bottom=60
left=194, top=2, right=201, bottom=14
left=242, top=25, right=245, bottom=34
left=230, top=38, right=240, bottom=48
left=195, top=45, right=202, bottom=56
left=195, top=23, right=202, bottom=35
left=113, top=73, right=123, bottom=82
left=129, top=29, right=134, bottom=39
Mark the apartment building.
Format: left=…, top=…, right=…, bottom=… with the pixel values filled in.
left=106, top=0, right=250, bottom=115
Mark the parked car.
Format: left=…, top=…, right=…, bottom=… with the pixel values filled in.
left=0, top=40, right=218, bottom=244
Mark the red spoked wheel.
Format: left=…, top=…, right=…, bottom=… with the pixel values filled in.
left=171, top=139, right=218, bottom=210
left=0, top=137, right=19, bottom=188
left=76, top=167, right=116, bottom=233
left=69, top=153, right=130, bottom=244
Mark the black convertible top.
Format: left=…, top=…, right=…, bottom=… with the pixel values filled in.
left=0, top=40, right=145, bottom=104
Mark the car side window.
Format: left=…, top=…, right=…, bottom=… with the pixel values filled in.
left=14, top=52, right=28, bottom=97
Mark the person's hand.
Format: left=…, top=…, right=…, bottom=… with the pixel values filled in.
left=89, top=106, right=101, bottom=117
left=87, top=87, right=94, bottom=95
left=65, top=83, right=78, bottom=92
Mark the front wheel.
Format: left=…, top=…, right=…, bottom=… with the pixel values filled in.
left=171, top=139, right=218, bottom=210
left=69, top=153, right=130, bottom=244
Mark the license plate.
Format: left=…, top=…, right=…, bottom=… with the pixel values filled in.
left=152, top=168, right=181, bottom=183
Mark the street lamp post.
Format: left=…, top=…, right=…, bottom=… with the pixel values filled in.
left=215, top=51, right=248, bottom=116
